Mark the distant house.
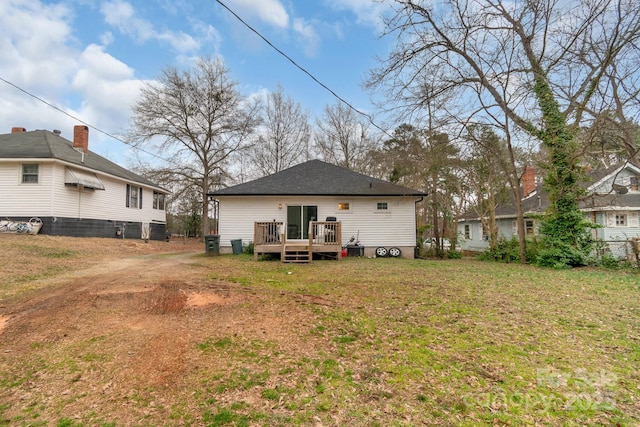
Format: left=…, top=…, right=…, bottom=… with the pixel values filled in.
left=0, top=126, right=169, bottom=240
left=208, top=160, right=426, bottom=260
left=457, top=163, right=640, bottom=258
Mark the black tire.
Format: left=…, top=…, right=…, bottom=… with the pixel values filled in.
left=389, top=247, right=401, bottom=257
left=375, top=247, right=388, bottom=257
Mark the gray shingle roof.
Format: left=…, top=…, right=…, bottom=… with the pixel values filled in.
left=0, top=130, right=165, bottom=191
left=209, top=160, right=426, bottom=197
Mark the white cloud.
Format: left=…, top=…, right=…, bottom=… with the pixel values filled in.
left=0, top=1, right=149, bottom=159
left=292, top=18, right=321, bottom=57
left=100, top=0, right=200, bottom=53
left=325, top=0, right=389, bottom=31
left=225, top=0, right=289, bottom=28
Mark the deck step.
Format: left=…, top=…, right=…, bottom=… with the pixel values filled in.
left=282, top=245, right=311, bottom=263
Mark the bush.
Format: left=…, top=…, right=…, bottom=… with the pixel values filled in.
left=447, top=249, right=462, bottom=259
left=243, top=241, right=254, bottom=255
left=478, top=237, right=520, bottom=263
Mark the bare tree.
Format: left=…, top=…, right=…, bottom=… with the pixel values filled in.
left=368, top=0, right=640, bottom=266
left=128, top=58, right=260, bottom=237
left=314, top=102, right=377, bottom=172
left=250, top=85, right=311, bottom=176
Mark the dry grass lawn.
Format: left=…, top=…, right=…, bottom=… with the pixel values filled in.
left=0, top=234, right=639, bottom=426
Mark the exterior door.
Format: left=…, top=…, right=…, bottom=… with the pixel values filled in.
left=286, top=205, right=317, bottom=240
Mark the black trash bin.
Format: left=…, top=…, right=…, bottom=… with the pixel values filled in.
left=231, top=239, right=243, bottom=255
left=204, top=235, right=220, bottom=256
left=347, top=245, right=364, bottom=257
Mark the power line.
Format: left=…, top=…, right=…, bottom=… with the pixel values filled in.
left=0, top=76, right=173, bottom=163
left=214, top=0, right=391, bottom=137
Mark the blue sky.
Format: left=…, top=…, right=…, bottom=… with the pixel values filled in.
left=0, top=0, right=393, bottom=164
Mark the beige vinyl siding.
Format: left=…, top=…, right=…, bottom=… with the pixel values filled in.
left=216, top=195, right=417, bottom=249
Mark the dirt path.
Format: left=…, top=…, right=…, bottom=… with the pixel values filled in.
left=0, top=246, right=326, bottom=424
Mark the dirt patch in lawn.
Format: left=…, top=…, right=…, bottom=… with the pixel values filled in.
left=0, top=235, right=321, bottom=425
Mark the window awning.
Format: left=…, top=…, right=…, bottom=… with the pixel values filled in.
left=65, top=167, right=105, bottom=190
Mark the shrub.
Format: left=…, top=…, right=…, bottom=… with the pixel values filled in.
left=243, top=241, right=254, bottom=255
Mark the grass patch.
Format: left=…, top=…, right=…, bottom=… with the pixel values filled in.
left=2, top=245, right=640, bottom=425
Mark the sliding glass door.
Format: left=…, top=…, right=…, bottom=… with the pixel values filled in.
left=286, top=205, right=317, bottom=239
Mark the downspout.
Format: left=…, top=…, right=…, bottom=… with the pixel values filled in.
left=415, top=195, right=425, bottom=257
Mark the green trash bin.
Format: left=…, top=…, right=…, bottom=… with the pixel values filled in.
left=231, top=239, right=243, bottom=255
left=205, top=235, right=220, bottom=256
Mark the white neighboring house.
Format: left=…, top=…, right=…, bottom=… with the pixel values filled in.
left=457, top=163, right=640, bottom=259
left=208, top=160, right=426, bottom=259
left=0, top=126, right=169, bottom=240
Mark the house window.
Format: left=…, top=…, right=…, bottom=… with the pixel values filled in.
left=126, top=184, right=142, bottom=209
left=464, top=224, right=471, bottom=240
left=525, top=219, right=535, bottom=235
left=153, top=192, right=165, bottom=210
left=615, top=214, right=626, bottom=226
left=338, top=202, right=350, bottom=211
left=482, top=223, right=489, bottom=241
left=22, top=164, right=39, bottom=184
left=631, top=176, right=639, bottom=191
left=376, top=202, right=388, bottom=211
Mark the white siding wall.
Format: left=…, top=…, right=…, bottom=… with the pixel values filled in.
left=0, top=160, right=166, bottom=223
left=0, top=161, right=55, bottom=216
left=216, top=195, right=418, bottom=249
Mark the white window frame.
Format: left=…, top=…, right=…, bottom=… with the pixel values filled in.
left=337, top=202, right=350, bottom=212
left=21, top=163, right=39, bottom=184
left=464, top=224, right=472, bottom=240
left=607, top=211, right=639, bottom=227
left=376, top=201, right=389, bottom=212
left=126, top=184, right=142, bottom=209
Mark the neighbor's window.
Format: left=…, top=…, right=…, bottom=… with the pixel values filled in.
left=376, top=202, right=388, bottom=211
left=525, top=219, right=535, bottom=235
left=464, top=224, right=471, bottom=240
left=338, top=202, right=350, bottom=211
left=481, top=223, right=489, bottom=241
left=631, top=176, right=639, bottom=191
left=126, top=184, right=142, bottom=209
left=153, top=191, right=165, bottom=210
left=615, top=214, right=627, bottom=226
left=22, top=164, right=39, bottom=184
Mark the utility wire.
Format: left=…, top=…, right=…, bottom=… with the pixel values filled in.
left=215, top=0, right=391, bottom=137
left=0, top=76, right=173, bottom=163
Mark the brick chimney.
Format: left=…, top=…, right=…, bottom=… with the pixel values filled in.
left=73, top=125, right=89, bottom=153
left=11, top=127, right=26, bottom=133
left=522, top=166, right=536, bottom=197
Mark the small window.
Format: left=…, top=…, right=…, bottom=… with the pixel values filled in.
left=153, top=192, right=165, bottom=210
left=631, top=177, right=639, bottom=191
left=525, top=219, right=535, bottom=235
left=481, top=224, right=489, bottom=241
left=338, top=202, right=350, bottom=211
left=464, top=224, right=471, bottom=240
left=22, top=164, right=39, bottom=184
left=615, top=214, right=626, bottom=226
left=126, top=184, right=142, bottom=209
left=376, top=202, right=388, bottom=211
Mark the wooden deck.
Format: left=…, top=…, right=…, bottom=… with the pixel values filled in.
left=254, top=221, right=342, bottom=262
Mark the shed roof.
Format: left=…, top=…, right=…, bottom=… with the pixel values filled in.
left=0, top=129, right=166, bottom=191
left=209, top=160, right=426, bottom=197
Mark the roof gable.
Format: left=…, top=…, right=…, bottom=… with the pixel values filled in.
left=0, top=130, right=164, bottom=191
left=210, top=160, right=425, bottom=197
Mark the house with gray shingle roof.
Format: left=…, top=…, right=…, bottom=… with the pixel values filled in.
left=457, top=163, right=640, bottom=258
left=0, top=126, right=168, bottom=240
left=208, top=160, right=426, bottom=259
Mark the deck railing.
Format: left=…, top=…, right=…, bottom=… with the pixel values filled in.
left=254, top=221, right=284, bottom=245
left=309, top=221, right=341, bottom=246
